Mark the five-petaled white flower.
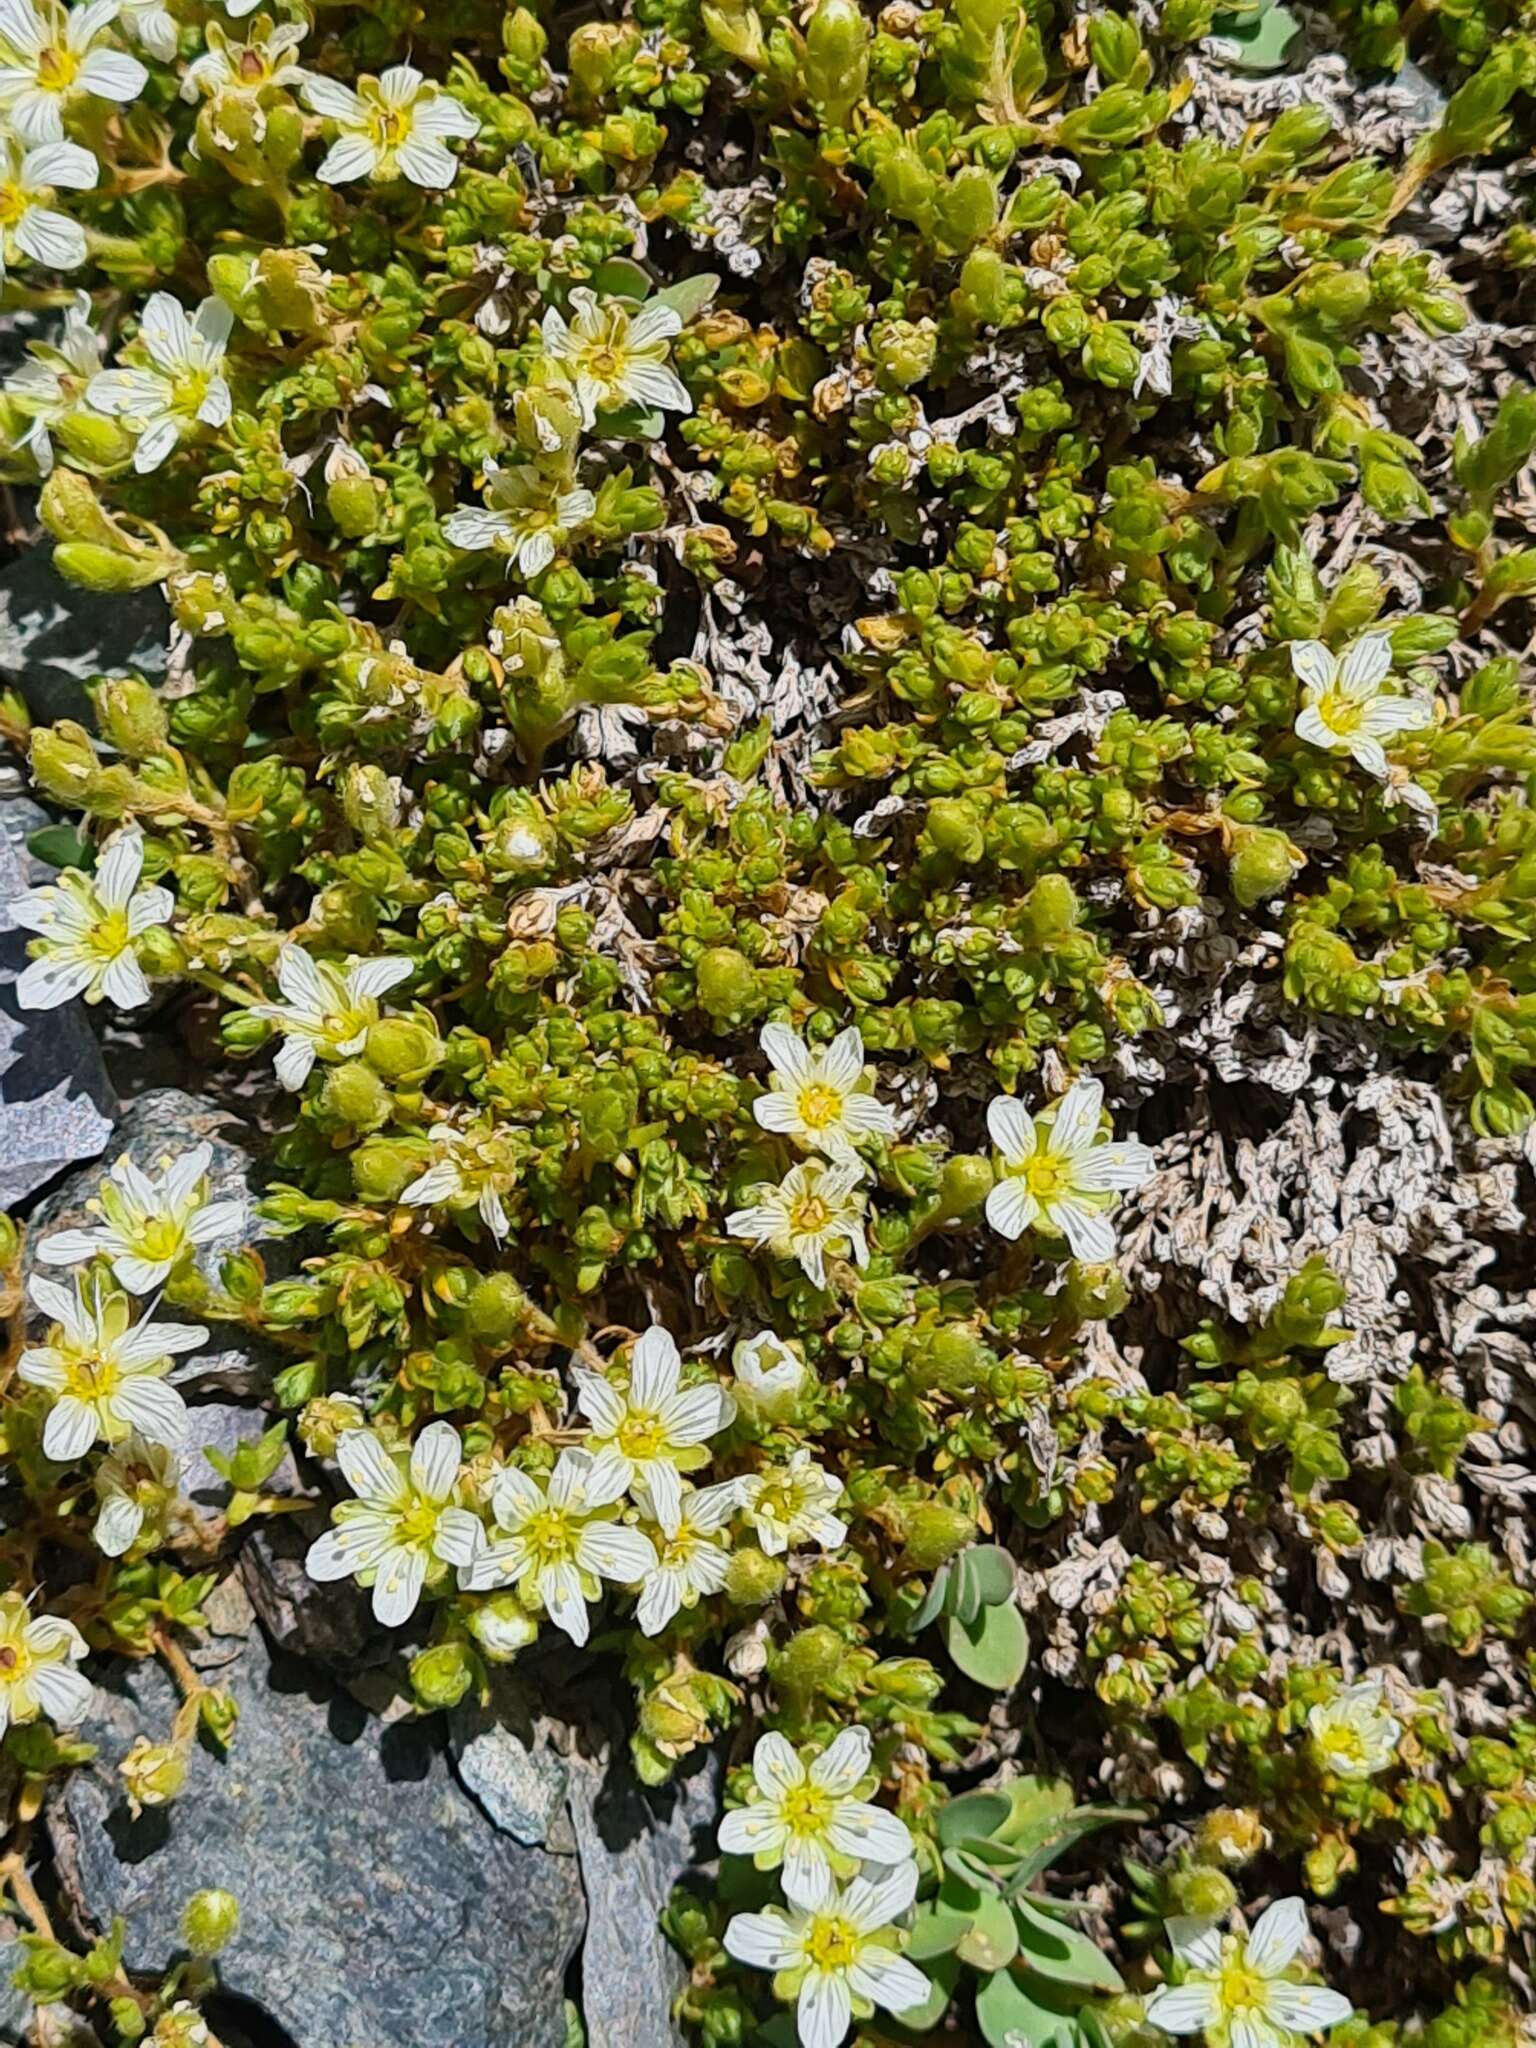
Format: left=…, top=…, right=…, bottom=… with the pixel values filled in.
left=302, top=63, right=479, bottom=188
left=723, top=1862, right=929, bottom=2048
left=19, top=1274, right=205, bottom=1462
left=727, top=1159, right=869, bottom=1290
left=0, top=1592, right=91, bottom=1738
left=88, top=291, right=234, bottom=473
left=1290, top=633, right=1433, bottom=781
left=92, top=1432, right=177, bottom=1556
left=1307, top=1679, right=1402, bottom=1781
left=249, top=944, right=413, bottom=1090
left=719, top=1727, right=916, bottom=1908
left=984, top=1076, right=1154, bottom=1262
left=2, top=287, right=103, bottom=472
left=574, top=1325, right=735, bottom=1534
left=399, top=1119, right=518, bottom=1240
left=0, top=0, right=146, bottom=145
left=633, top=1478, right=737, bottom=1636
left=305, top=1422, right=485, bottom=1628
left=736, top=1450, right=847, bottom=1557
left=182, top=16, right=306, bottom=102
left=38, top=1142, right=245, bottom=1293
left=540, top=288, right=691, bottom=427
left=9, top=824, right=172, bottom=1011
left=0, top=134, right=95, bottom=277
left=1145, top=1898, right=1354, bottom=2048
left=461, top=1448, right=656, bottom=1646
left=442, top=463, right=596, bottom=577
left=752, top=1024, right=897, bottom=1167
left=732, top=1329, right=807, bottom=1423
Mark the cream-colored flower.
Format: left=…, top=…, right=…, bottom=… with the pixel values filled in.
left=633, top=1478, right=737, bottom=1635
left=984, top=1076, right=1154, bottom=1261
left=1291, top=633, right=1432, bottom=780
left=719, top=1727, right=916, bottom=1907
left=732, top=1330, right=807, bottom=1423
left=399, top=1118, right=519, bottom=1240
left=2, top=287, right=103, bottom=472
left=302, top=63, right=479, bottom=188
left=116, top=0, right=174, bottom=58
left=181, top=15, right=305, bottom=101
left=460, top=1448, right=656, bottom=1646
left=752, top=1023, right=896, bottom=1167
left=0, top=0, right=146, bottom=145
left=92, top=1432, right=178, bottom=1556
left=38, top=1142, right=245, bottom=1293
left=723, top=1863, right=929, bottom=2048
left=88, top=291, right=234, bottom=473
left=1145, top=1898, right=1354, bottom=2048
left=466, top=1592, right=539, bottom=1663
left=540, top=287, right=690, bottom=426
left=1307, top=1679, right=1401, bottom=1781
left=443, top=462, right=596, bottom=576
left=736, top=1450, right=847, bottom=1557
left=0, top=1591, right=91, bottom=1738
left=19, top=1274, right=205, bottom=1461
left=249, top=944, right=414, bottom=1089
left=305, top=1423, right=485, bottom=1627
left=574, top=1325, right=735, bottom=1533
left=9, top=824, right=172, bottom=1010
left=727, top=1159, right=869, bottom=1289
left=0, top=134, right=95, bottom=278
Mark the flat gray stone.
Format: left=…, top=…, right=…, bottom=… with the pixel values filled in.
left=0, top=546, right=168, bottom=728
left=450, top=1684, right=573, bottom=1850
left=0, top=795, right=117, bottom=1208
left=49, top=1624, right=586, bottom=2048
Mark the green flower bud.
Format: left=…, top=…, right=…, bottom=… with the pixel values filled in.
left=29, top=719, right=100, bottom=804
left=871, top=318, right=937, bottom=387
left=768, top=1624, right=846, bottom=1696
left=54, top=542, right=172, bottom=593
left=410, top=1641, right=476, bottom=1711
left=180, top=1888, right=241, bottom=1957
left=327, top=472, right=383, bottom=538
left=935, top=1153, right=993, bottom=1221
left=901, top=1503, right=978, bottom=1570
left=1229, top=823, right=1304, bottom=908
left=467, top=1593, right=539, bottom=1662
left=465, top=1272, right=529, bottom=1346
left=136, top=925, right=186, bottom=979
left=913, top=1325, right=985, bottom=1393
left=93, top=676, right=169, bottom=759
left=364, top=1014, right=443, bottom=1083
left=322, top=1060, right=391, bottom=1130
left=723, top=1547, right=787, bottom=1606
left=805, top=0, right=869, bottom=124
left=695, top=945, right=760, bottom=1024
left=120, top=1737, right=188, bottom=1814
left=352, top=1135, right=429, bottom=1203
left=1166, top=1866, right=1238, bottom=1919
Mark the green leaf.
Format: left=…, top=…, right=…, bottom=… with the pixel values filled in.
left=964, top=1543, right=1018, bottom=1606
left=945, top=1598, right=1030, bottom=1690
left=591, top=257, right=652, bottom=303
left=1011, top=1896, right=1125, bottom=1994
left=1209, top=0, right=1301, bottom=72
left=1007, top=1802, right=1148, bottom=1887
left=907, top=1898, right=973, bottom=1962
left=27, top=823, right=92, bottom=872
left=975, top=1970, right=1089, bottom=2048
left=910, top=1565, right=951, bottom=1634
left=651, top=272, right=720, bottom=322
left=936, top=1788, right=1014, bottom=1849
left=956, top=1891, right=1019, bottom=1973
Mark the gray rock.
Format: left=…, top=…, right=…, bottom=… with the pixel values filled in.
left=49, top=1623, right=586, bottom=2048
left=565, top=1745, right=720, bottom=2048
left=0, top=547, right=168, bottom=729
left=450, top=1684, right=573, bottom=1850
left=0, top=794, right=117, bottom=1208
left=23, top=1090, right=279, bottom=1394
left=238, top=1514, right=388, bottom=1675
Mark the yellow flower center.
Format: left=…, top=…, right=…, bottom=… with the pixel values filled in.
left=617, top=1411, right=668, bottom=1461
left=237, top=49, right=271, bottom=83
left=1217, top=1962, right=1271, bottom=2018
left=585, top=344, right=624, bottom=380
left=804, top=1916, right=862, bottom=1973
left=523, top=1507, right=577, bottom=1564
left=37, top=43, right=78, bottom=92
left=0, top=182, right=26, bottom=226
left=396, top=1498, right=442, bottom=1547
left=1316, top=689, right=1365, bottom=738
left=87, top=909, right=133, bottom=961
left=171, top=368, right=213, bottom=417
left=795, top=1082, right=843, bottom=1131
left=1020, top=1147, right=1070, bottom=1200
left=780, top=1781, right=835, bottom=1839
left=137, top=1215, right=187, bottom=1262
left=371, top=104, right=413, bottom=151
left=63, top=1352, right=121, bottom=1402
left=789, top=1196, right=831, bottom=1235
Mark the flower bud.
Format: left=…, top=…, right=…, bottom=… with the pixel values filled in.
left=410, top=1641, right=476, bottom=1711
left=120, top=1737, right=188, bottom=1814
left=465, top=1272, right=529, bottom=1346
left=467, top=1593, right=539, bottom=1662
left=1193, top=1807, right=1267, bottom=1870
left=900, top=1502, right=978, bottom=1570
left=298, top=1394, right=365, bottom=1459
left=805, top=0, right=868, bottom=124
left=54, top=542, right=171, bottom=593
left=1166, top=1866, right=1238, bottom=1920
left=364, top=1014, right=443, bottom=1083
left=768, top=1623, right=845, bottom=1697
left=327, top=472, right=383, bottom=538
left=1229, top=823, right=1304, bottom=908
left=29, top=719, right=99, bottom=803
left=935, top=1153, right=993, bottom=1221
left=40, top=465, right=122, bottom=550
left=322, top=1060, right=391, bottom=1131
left=731, top=1330, right=806, bottom=1421
left=93, top=676, right=168, bottom=760
left=695, top=945, right=760, bottom=1024
left=180, top=1888, right=241, bottom=1956
left=352, top=1135, right=428, bottom=1203
left=723, top=1547, right=786, bottom=1607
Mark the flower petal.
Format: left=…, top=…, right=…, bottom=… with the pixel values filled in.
left=1143, top=1984, right=1222, bottom=2035
left=808, top=1724, right=870, bottom=1795
left=797, top=1969, right=852, bottom=2048
left=985, top=1094, right=1035, bottom=1164
left=409, top=1419, right=462, bottom=1503
left=1245, top=1896, right=1309, bottom=1977
left=752, top=1731, right=805, bottom=1799
left=1264, top=1983, right=1354, bottom=2031
left=371, top=1544, right=426, bottom=1627
left=42, top=1395, right=99, bottom=1462
left=722, top=1909, right=798, bottom=1973
left=336, top=1430, right=409, bottom=1507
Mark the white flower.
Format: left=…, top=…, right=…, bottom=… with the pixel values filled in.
left=302, top=63, right=479, bottom=188
left=732, top=1330, right=807, bottom=1423
left=9, top=825, right=172, bottom=1011
left=2, top=288, right=103, bottom=472
left=116, top=0, right=173, bottom=58
left=984, top=1076, right=1154, bottom=1262
left=0, top=134, right=94, bottom=277
left=87, top=292, right=234, bottom=473
left=304, top=1422, right=485, bottom=1628
left=1145, top=1898, right=1354, bottom=2048
left=442, top=463, right=596, bottom=577
left=0, top=1592, right=91, bottom=1738
left=181, top=16, right=305, bottom=101
left=92, top=1432, right=177, bottom=1556
left=466, top=1591, right=540, bottom=1662
left=1307, top=1679, right=1402, bottom=1780
left=249, top=944, right=413, bottom=1090
left=37, top=1142, right=245, bottom=1293
left=719, top=1727, right=916, bottom=1908
left=727, top=1159, right=869, bottom=1289
left=0, top=0, right=146, bottom=145
left=633, top=1478, right=736, bottom=1635
left=752, top=1024, right=897, bottom=1167
left=736, top=1450, right=847, bottom=1557
left=573, top=1325, right=735, bottom=1533
left=1291, top=633, right=1433, bottom=781
left=18, top=1273, right=205, bottom=1461
left=399, top=1119, right=518, bottom=1240
left=460, top=1447, right=657, bottom=1647
left=723, top=1863, right=929, bottom=2048
left=540, top=288, right=691, bottom=427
